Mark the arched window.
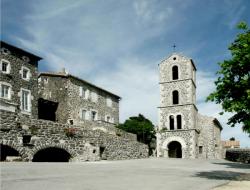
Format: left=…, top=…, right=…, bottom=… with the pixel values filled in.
left=177, top=115, right=182, bottom=129
left=172, top=66, right=178, bottom=80
left=172, top=90, right=179, bottom=104
left=169, top=115, right=174, bottom=130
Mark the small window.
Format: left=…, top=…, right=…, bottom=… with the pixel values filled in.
left=172, top=65, right=178, bottom=80
left=172, top=90, right=179, bottom=104
left=0, top=59, right=10, bottom=74
left=177, top=115, right=182, bottom=129
left=199, top=146, right=203, bottom=154
left=1, top=48, right=10, bottom=55
left=169, top=115, right=174, bottom=130
left=105, top=115, right=111, bottom=123
left=21, top=89, right=31, bottom=112
left=91, top=111, right=97, bottom=121
left=0, top=84, right=11, bottom=99
left=106, top=98, right=112, bottom=107
left=21, top=67, right=30, bottom=80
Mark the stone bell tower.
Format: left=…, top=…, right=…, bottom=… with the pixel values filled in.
left=157, top=53, right=199, bottom=158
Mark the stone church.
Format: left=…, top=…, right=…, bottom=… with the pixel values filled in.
left=156, top=53, right=223, bottom=159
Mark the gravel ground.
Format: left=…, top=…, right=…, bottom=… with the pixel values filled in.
left=1, top=158, right=250, bottom=190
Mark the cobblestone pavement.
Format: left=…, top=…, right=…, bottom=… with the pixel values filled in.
left=1, top=158, right=250, bottom=190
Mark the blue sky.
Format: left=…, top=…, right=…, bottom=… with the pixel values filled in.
left=1, top=0, right=250, bottom=147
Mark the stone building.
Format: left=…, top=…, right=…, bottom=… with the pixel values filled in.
left=1, top=41, right=148, bottom=162
left=38, top=71, right=120, bottom=125
left=157, top=53, right=223, bottom=159
left=0, top=41, right=42, bottom=118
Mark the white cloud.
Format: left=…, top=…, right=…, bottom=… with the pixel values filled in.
left=91, top=57, right=159, bottom=125
left=196, top=70, right=216, bottom=102
left=133, top=0, right=173, bottom=24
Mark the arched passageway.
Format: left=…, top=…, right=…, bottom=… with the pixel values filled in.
left=32, top=147, right=71, bottom=162
left=0, top=144, right=20, bottom=161
left=168, top=141, right=182, bottom=158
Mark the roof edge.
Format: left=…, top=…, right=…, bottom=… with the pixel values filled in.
left=39, top=72, right=121, bottom=100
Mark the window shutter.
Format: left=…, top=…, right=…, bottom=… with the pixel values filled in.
left=85, top=89, right=89, bottom=99
left=85, top=111, right=90, bottom=120
left=79, top=87, right=83, bottom=97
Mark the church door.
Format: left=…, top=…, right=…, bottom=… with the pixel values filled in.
left=168, top=141, right=182, bottom=158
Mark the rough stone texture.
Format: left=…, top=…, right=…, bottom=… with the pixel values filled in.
left=38, top=73, right=120, bottom=125
left=0, top=110, right=147, bottom=162
left=157, top=53, right=223, bottom=159
left=0, top=42, right=41, bottom=118
left=226, top=149, right=250, bottom=163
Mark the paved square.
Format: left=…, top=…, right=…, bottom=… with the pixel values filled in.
left=1, top=158, right=250, bottom=190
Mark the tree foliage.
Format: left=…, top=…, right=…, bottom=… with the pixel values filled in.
left=207, top=21, right=250, bottom=134
left=116, top=114, right=155, bottom=145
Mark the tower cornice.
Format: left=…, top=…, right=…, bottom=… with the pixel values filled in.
left=159, top=78, right=196, bottom=88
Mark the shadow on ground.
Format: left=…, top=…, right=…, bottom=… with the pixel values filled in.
left=194, top=171, right=250, bottom=181
left=213, top=162, right=250, bottom=170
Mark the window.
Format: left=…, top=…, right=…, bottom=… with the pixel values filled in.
left=172, top=90, right=179, bottom=104
left=177, top=115, right=182, bottom=129
left=199, top=146, right=203, bottom=154
left=21, top=89, right=30, bottom=112
left=91, top=111, right=97, bottom=121
left=169, top=115, right=174, bottom=130
left=20, top=66, right=30, bottom=80
left=0, top=84, right=10, bottom=99
left=172, top=65, right=178, bottom=80
left=1, top=48, right=10, bottom=55
left=80, top=87, right=90, bottom=99
left=22, top=68, right=29, bottom=79
left=0, top=59, right=10, bottom=74
left=106, top=98, right=112, bottom=107
left=106, top=115, right=111, bottom=123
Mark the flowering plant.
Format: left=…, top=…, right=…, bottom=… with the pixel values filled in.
left=64, top=128, right=77, bottom=137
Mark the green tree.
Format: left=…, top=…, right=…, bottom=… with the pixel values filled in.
left=207, top=21, right=250, bottom=134
left=116, top=114, right=155, bottom=145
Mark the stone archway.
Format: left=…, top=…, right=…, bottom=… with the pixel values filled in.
left=168, top=141, right=182, bottom=158
left=0, top=144, right=21, bottom=161
left=32, top=147, right=72, bottom=162
left=161, top=136, right=187, bottom=158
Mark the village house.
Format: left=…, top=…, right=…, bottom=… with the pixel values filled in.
left=0, top=41, right=42, bottom=118
left=38, top=71, right=120, bottom=125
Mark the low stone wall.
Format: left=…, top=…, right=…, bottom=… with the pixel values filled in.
left=0, top=110, right=148, bottom=162
left=226, top=149, right=250, bottom=163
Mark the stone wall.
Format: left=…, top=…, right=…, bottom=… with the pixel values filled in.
left=226, top=149, right=250, bottom=163
left=0, top=110, right=148, bottom=162
left=197, top=114, right=223, bottom=159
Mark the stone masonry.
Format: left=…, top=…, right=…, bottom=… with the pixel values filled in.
left=0, top=110, right=148, bottom=161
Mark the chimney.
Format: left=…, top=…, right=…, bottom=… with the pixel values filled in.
left=60, top=68, right=68, bottom=75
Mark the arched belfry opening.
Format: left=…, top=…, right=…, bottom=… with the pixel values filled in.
left=32, top=147, right=71, bottom=162
left=172, top=65, right=179, bottom=80
left=0, top=144, right=20, bottom=161
left=169, top=115, right=175, bottom=130
left=168, top=141, right=182, bottom=158
left=172, top=90, right=179, bottom=104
